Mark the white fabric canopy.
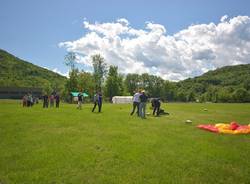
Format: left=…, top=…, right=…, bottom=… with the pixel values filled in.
left=112, top=96, right=133, bottom=104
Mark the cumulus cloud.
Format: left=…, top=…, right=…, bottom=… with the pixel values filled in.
left=52, top=68, right=69, bottom=78
left=59, top=15, right=250, bottom=81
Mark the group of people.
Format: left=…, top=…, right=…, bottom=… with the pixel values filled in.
left=130, top=90, right=149, bottom=118
left=77, top=91, right=103, bottom=113
left=22, top=90, right=166, bottom=117
left=130, top=90, right=164, bottom=118
left=22, top=93, right=38, bottom=107
left=43, top=93, right=60, bottom=108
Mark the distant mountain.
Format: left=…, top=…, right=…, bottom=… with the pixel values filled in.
left=176, top=64, right=250, bottom=102
left=0, top=49, right=66, bottom=91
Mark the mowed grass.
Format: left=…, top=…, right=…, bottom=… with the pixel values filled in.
left=0, top=100, right=250, bottom=184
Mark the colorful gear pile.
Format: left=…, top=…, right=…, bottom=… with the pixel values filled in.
left=197, top=122, right=250, bottom=134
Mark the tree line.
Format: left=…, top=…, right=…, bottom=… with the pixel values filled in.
left=62, top=52, right=250, bottom=103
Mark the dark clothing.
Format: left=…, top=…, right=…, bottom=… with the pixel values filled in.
left=153, top=106, right=160, bottom=116
left=139, top=93, right=148, bottom=102
left=98, top=102, right=102, bottom=112
left=139, top=93, right=148, bottom=118
left=55, top=95, right=60, bottom=108
left=92, top=94, right=102, bottom=112
left=43, top=95, right=49, bottom=108
left=92, top=101, right=98, bottom=112
left=98, top=94, right=103, bottom=112
left=92, top=94, right=98, bottom=112
left=151, top=98, right=161, bottom=116
left=78, top=93, right=83, bottom=102
left=130, top=102, right=140, bottom=116
left=151, top=98, right=162, bottom=116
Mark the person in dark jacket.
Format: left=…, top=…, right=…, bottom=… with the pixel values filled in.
left=55, top=94, right=60, bottom=108
left=139, top=90, right=148, bottom=119
left=151, top=98, right=161, bottom=116
left=97, top=92, right=103, bottom=112
left=43, top=94, right=49, bottom=108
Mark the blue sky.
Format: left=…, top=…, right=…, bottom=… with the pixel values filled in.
left=1, top=0, right=250, bottom=79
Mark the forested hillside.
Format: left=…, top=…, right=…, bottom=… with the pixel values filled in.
left=176, top=64, right=250, bottom=102
left=1, top=49, right=250, bottom=102
left=0, top=49, right=66, bottom=92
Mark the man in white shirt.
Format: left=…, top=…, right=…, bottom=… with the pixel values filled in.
left=130, top=90, right=141, bottom=116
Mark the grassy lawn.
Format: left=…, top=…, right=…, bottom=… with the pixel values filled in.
left=0, top=100, right=250, bottom=184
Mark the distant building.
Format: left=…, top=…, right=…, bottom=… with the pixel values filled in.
left=112, top=96, right=133, bottom=104
left=0, top=87, right=43, bottom=99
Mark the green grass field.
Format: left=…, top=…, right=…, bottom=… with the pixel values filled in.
left=0, top=100, right=250, bottom=184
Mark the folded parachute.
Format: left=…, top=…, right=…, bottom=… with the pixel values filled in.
left=197, top=122, right=250, bottom=134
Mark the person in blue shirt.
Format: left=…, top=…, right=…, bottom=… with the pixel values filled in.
left=92, top=91, right=103, bottom=112
left=97, top=92, right=103, bottom=112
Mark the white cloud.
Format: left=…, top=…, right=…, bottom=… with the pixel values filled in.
left=59, top=16, right=250, bottom=81
left=52, top=68, right=69, bottom=78
left=220, top=15, right=228, bottom=22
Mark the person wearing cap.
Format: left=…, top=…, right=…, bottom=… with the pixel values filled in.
left=130, top=90, right=141, bottom=116
left=139, top=90, right=148, bottom=119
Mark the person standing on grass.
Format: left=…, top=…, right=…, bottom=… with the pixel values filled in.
left=30, top=94, right=34, bottom=107
left=139, top=90, right=148, bottom=119
left=77, top=91, right=83, bottom=109
left=50, top=94, right=54, bottom=107
left=97, top=92, right=103, bottom=112
left=130, top=90, right=141, bottom=116
left=92, top=92, right=99, bottom=112
left=22, top=94, right=27, bottom=107
left=55, top=93, right=60, bottom=108
left=27, top=93, right=31, bottom=107
left=43, top=94, right=49, bottom=108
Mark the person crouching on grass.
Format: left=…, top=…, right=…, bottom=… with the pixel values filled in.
left=77, top=91, right=83, bottom=109
left=151, top=98, right=161, bottom=116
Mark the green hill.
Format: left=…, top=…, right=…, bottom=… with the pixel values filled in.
left=1, top=48, right=250, bottom=102
left=176, top=64, right=250, bottom=102
left=0, top=49, right=66, bottom=91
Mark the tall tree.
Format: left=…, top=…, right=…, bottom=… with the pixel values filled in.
left=77, top=71, right=95, bottom=97
left=64, top=52, right=76, bottom=70
left=65, top=69, right=78, bottom=93
left=63, top=52, right=78, bottom=100
left=124, top=74, right=141, bottom=95
left=105, top=66, right=123, bottom=101
left=91, top=54, right=107, bottom=91
left=232, top=88, right=250, bottom=102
